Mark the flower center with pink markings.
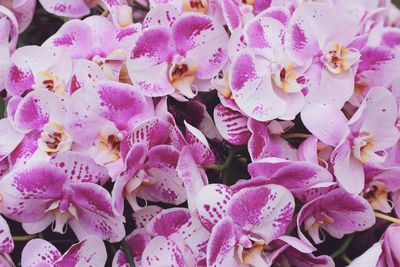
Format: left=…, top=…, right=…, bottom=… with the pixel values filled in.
left=272, top=64, right=306, bottom=93
left=322, top=43, right=360, bottom=74
left=45, top=198, right=78, bottom=234
left=352, top=133, right=376, bottom=163
left=362, top=181, right=389, bottom=211
left=183, top=0, right=208, bottom=13
left=168, top=56, right=198, bottom=98
left=237, top=236, right=267, bottom=266
left=33, top=71, right=64, bottom=94
left=38, top=122, right=72, bottom=154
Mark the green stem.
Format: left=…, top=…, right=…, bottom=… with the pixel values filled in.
left=222, top=150, right=235, bottom=184
left=330, top=234, right=354, bottom=259
left=122, top=239, right=136, bottom=267
left=282, top=133, right=311, bottom=139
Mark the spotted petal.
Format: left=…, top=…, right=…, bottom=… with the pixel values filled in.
left=21, top=239, right=61, bottom=267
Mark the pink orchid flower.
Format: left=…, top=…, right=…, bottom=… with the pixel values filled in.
left=297, top=188, right=375, bottom=246
left=287, top=2, right=361, bottom=113
left=43, top=14, right=141, bottom=81
left=230, top=12, right=307, bottom=121
left=127, top=8, right=229, bottom=99
left=0, top=152, right=125, bottom=242
left=303, top=87, right=400, bottom=194
left=65, top=80, right=153, bottom=176
left=21, top=235, right=107, bottom=267
left=196, top=183, right=297, bottom=266
left=6, top=46, right=72, bottom=97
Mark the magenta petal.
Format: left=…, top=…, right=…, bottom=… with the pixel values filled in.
left=113, top=144, right=147, bottom=215
left=57, top=236, right=107, bottom=266
left=207, top=217, right=238, bottom=267
left=221, top=0, right=241, bottom=31
left=348, top=242, right=382, bottom=267
left=227, top=184, right=294, bottom=243
left=128, top=26, right=175, bottom=97
left=172, top=14, right=229, bottom=79
left=39, top=0, right=90, bottom=18
left=146, top=208, right=190, bottom=237
left=213, top=104, right=250, bottom=145
left=50, top=151, right=108, bottom=184
left=230, top=51, right=286, bottom=121
left=142, top=236, right=186, bottom=267
left=14, top=90, right=65, bottom=132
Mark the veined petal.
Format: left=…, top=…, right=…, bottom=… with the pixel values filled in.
left=0, top=216, right=13, bottom=254
left=214, top=104, right=250, bottom=146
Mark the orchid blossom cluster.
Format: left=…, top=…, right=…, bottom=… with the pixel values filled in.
left=0, top=0, right=400, bottom=266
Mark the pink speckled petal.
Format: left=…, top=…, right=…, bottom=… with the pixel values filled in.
left=196, top=184, right=232, bottom=231
left=9, top=130, right=39, bottom=168
left=43, top=19, right=93, bottom=59
left=142, top=4, right=179, bottom=28
left=184, top=121, right=215, bottom=166
left=121, top=117, right=169, bottom=157
left=227, top=184, right=294, bottom=244
left=14, top=90, right=66, bottom=132
left=114, top=229, right=151, bottom=266
left=57, top=236, right=107, bottom=266
left=177, top=146, right=206, bottom=211
left=142, top=236, right=186, bottom=267
left=230, top=51, right=286, bottom=121
left=21, top=239, right=61, bottom=266
left=0, top=118, right=24, bottom=161
left=132, top=205, right=162, bottom=229
left=71, top=182, right=116, bottom=218
left=127, top=26, right=175, bottom=97
left=172, top=14, right=229, bottom=79
left=258, top=7, right=290, bottom=26
left=0, top=216, right=13, bottom=254
left=39, top=0, right=90, bottom=18
left=146, top=208, right=190, bottom=237
left=244, top=16, right=285, bottom=59
left=213, top=104, right=250, bottom=146
left=207, top=217, right=240, bottom=267
left=74, top=203, right=125, bottom=243
left=50, top=151, right=108, bottom=184
left=221, top=0, right=241, bottom=32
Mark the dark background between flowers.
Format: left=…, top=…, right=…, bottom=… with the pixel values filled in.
left=1, top=1, right=400, bottom=266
